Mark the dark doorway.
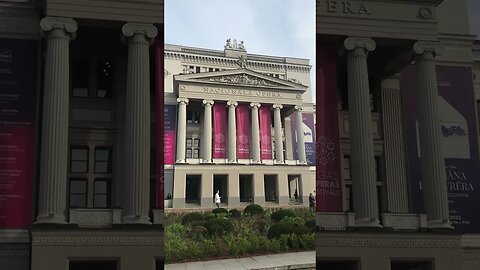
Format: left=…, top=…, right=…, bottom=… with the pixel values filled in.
left=316, top=261, right=358, bottom=270
left=391, top=261, right=433, bottom=270
left=185, top=175, right=201, bottom=203
left=213, top=175, right=228, bottom=203
left=239, top=174, right=253, bottom=202
left=288, top=175, right=300, bottom=203
left=264, top=175, right=277, bottom=202
left=69, top=261, right=117, bottom=270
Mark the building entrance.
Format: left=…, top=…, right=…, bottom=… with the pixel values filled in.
left=288, top=175, right=300, bottom=203
left=316, top=261, right=358, bottom=270
left=69, top=261, right=117, bottom=270
left=239, top=174, right=253, bottom=203
left=213, top=175, right=228, bottom=203
left=264, top=175, right=277, bottom=202
left=185, top=175, right=201, bottom=204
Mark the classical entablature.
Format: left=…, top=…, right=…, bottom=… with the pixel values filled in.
left=174, top=68, right=307, bottom=105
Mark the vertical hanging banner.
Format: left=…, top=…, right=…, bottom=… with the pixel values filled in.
left=154, top=34, right=164, bottom=208
left=164, top=105, right=177, bottom=165
left=290, top=113, right=316, bottom=164
left=259, top=106, right=273, bottom=160
left=236, top=104, right=250, bottom=159
left=213, top=102, right=227, bottom=158
left=315, top=43, right=343, bottom=212
left=0, top=38, right=38, bottom=228
left=403, top=65, right=480, bottom=232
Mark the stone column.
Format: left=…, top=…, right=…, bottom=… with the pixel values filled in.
left=273, top=104, right=284, bottom=164
left=227, top=101, right=238, bottom=163
left=228, top=172, right=240, bottom=207
left=36, top=17, right=77, bottom=224
left=202, top=100, right=214, bottom=163
left=414, top=41, right=452, bottom=228
left=250, top=103, right=261, bottom=163
left=294, top=106, right=307, bottom=164
left=176, top=98, right=189, bottom=163
left=122, top=23, right=158, bottom=224
left=344, top=37, right=380, bottom=227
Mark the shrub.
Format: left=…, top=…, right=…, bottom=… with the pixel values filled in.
left=244, top=204, right=264, bottom=216
left=212, top=207, right=228, bottom=215
left=254, top=219, right=268, bottom=233
left=267, top=222, right=312, bottom=239
left=191, top=225, right=208, bottom=235
left=271, top=209, right=296, bottom=222
left=305, top=219, right=316, bottom=230
left=204, top=212, right=216, bottom=221
left=181, top=212, right=204, bottom=225
left=280, top=216, right=305, bottom=225
left=206, top=223, right=225, bottom=236
left=205, top=217, right=233, bottom=235
left=229, top=209, right=241, bottom=218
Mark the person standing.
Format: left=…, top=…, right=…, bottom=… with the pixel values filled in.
left=214, top=190, right=221, bottom=208
left=309, top=193, right=315, bottom=211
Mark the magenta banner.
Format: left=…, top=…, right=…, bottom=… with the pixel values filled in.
left=154, top=34, right=163, bottom=208
left=236, top=104, right=250, bottom=159
left=213, top=102, right=227, bottom=158
left=315, top=43, right=343, bottom=212
left=259, top=106, right=273, bottom=160
left=0, top=38, right=38, bottom=228
left=164, top=105, right=177, bottom=165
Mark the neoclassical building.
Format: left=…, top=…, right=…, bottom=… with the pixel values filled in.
left=163, top=41, right=316, bottom=209
left=316, top=0, right=480, bottom=269
left=0, top=0, right=163, bottom=269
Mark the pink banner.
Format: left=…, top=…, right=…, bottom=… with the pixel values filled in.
left=259, top=106, right=273, bottom=160
left=154, top=34, right=164, bottom=208
left=213, top=102, right=227, bottom=158
left=316, top=42, right=343, bottom=212
left=236, top=104, right=250, bottom=159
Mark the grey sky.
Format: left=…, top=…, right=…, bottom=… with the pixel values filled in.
left=165, top=0, right=316, bottom=101
left=467, top=0, right=480, bottom=37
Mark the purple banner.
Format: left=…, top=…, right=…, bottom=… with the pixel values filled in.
left=291, top=112, right=316, bottom=165
left=164, top=104, right=177, bottom=165
left=0, top=38, right=38, bottom=228
left=402, top=65, right=480, bottom=232
left=259, top=106, right=273, bottom=160
left=213, top=102, right=227, bottom=158
left=236, top=104, right=250, bottom=159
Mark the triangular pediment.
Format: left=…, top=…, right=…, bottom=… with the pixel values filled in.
left=174, top=68, right=308, bottom=91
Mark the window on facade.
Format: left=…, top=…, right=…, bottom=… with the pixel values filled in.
left=187, top=110, right=201, bottom=124
left=195, top=66, right=201, bottom=73
left=72, top=58, right=114, bottom=98
left=72, top=59, right=89, bottom=97
left=186, top=138, right=200, bottom=158
left=69, top=261, right=117, bottom=270
left=96, top=58, right=113, bottom=98
left=69, top=146, right=113, bottom=209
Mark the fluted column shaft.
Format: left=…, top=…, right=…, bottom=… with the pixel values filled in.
left=227, top=101, right=238, bottom=162
left=36, top=17, right=77, bottom=224
left=414, top=42, right=452, bottom=228
left=176, top=98, right=189, bottom=163
left=122, top=23, right=158, bottom=224
left=202, top=100, right=214, bottom=163
left=250, top=103, right=261, bottom=163
left=294, top=106, right=307, bottom=164
left=273, top=104, right=284, bottom=163
left=344, top=37, right=380, bottom=227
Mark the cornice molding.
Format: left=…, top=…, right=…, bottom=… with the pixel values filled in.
left=31, top=233, right=162, bottom=246
left=317, top=236, right=460, bottom=248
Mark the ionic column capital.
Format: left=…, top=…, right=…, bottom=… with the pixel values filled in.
left=413, top=41, right=443, bottom=57
left=202, top=99, right=215, bottom=106
left=344, top=37, right=376, bottom=52
left=250, top=102, right=261, bottom=109
left=40, top=17, right=77, bottom=39
left=272, top=104, right=283, bottom=110
left=122, top=23, right=158, bottom=45
left=227, top=101, right=238, bottom=107
left=294, top=105, right=303, bottom=112
left=177, top=97, right=189, bottom=105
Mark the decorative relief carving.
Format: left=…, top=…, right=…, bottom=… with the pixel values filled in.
left=164, top=69, right=170, bottom=78
left=317, top=236, right=460, bottom=248
left=237, top=55, right=248, bottom=68
left=204, top=74, right=280, bottom=87
left=32, top=235, right=162, bottom=246
left=417, top=7, right=433, bottom=20
left=225, top=38, right=246, bottom=51
left=0, top=249, right=29, bottom=257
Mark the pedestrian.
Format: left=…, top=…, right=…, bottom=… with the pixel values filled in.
left=214, top=190, right=221, bottom=208
left=294, top=188, right=298, bottom=202
left=309, top=193, right=315, bottom=211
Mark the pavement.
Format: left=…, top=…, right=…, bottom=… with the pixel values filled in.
left=164, top=251, right=315, bottom=270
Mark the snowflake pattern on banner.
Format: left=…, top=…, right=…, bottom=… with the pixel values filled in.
left=317, top=135, right=336, bottom=167
left=215, top=133, right=225, bottom=144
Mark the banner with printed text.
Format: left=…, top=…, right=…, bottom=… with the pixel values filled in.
left=402, top=65, right=480, bottom=232
left=0, top=38, right=38, bottom=228
left=291, top=112, right=316, bottom=165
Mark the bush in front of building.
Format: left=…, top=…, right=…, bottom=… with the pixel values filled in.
left=212, top=207, right=229, bottom=215
left=244, top=203, right=264, bottom=216
left=270, top=209, right=296, bottom=222
left=267, top=222, right=311, bottom=239
left=254, top=218, right=268, bottom=233
left=190, top=225, right=208, bottom=239
left=229, top=209, right=241, bottom=218
left=181, top=212, right=205, bottom=225
left=205, top=217, right=233, bottom=235
left=280, top=216, right=305, bottom=225
left=305, top=219, right=316, bottom=230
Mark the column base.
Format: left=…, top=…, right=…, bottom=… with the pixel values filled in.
left=122, top=215, right=151, bottom=224
left=253, top=196, right=265, bottom=206
left=228, top=197, right=240, bottom=208
left=251, top=160, right=261, bottom=164
left=35, top=214, right=67, bottom=224
left=201, top=198, right=214, bottom=208
left=202, top=159, right=213, bottom=164
left=278, top=196, right=290, bottom=206
left=228, top=159, right=237, bottom=164
left=427, top=219, right=454, bottom=229
left=175, top=159, right=186, bottom=164
left=172, top=198, right=185, bottom=208
left=274, top=160, right=285, bottom=165
left=355, top=217, right=382, bottom=228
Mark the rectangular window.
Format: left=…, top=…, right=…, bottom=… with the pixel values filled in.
left=343, top=155, right=351, bottom=181
left=187, top=110, right=201, bottom=124
left=209, top=67, right=214, bottom=72
left=186, top=148, right=193, bottom=158
left=69, top=260, right=118, bottom=270
left=72, top=59, right=89, bottom=97
left=186, top=138, right=192, bottom=148
left=195, top=66, right=200, bottom=73
left=345, top=185, right=353, bottom=211
left=71, top=147, right=88, bottom=173
left=391, top=261, right=432, bottom=270
left=94, top=148, right=112, bottom=173
left=96, top=58, right=113, bottom=98
left=193, top=148, right=200, bottom=158
left=69, top=178, right=87, bottom=208
left=93, top=179, right=110, bottom=208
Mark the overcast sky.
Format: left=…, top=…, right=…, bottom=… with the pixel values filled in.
left=467, top=0, right=480, bottom=37
left=165, top=0, right=316, bottom=101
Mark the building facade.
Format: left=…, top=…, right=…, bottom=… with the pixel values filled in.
left=163, top=42, right=316, bottom=209
left=0, top=0, right=163, bottom=269
left=316, top=0, right=480, bottom=269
